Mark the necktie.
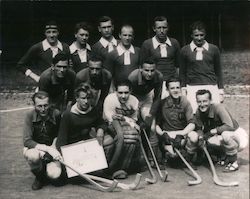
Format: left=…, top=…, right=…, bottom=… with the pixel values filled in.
left=160, top=44, right=167, bottom=57
left=195, top=47, right=203, bottom=60
left=108, top=42, right=114, bottom=52
left=78, top=49, right=87, bottom=63
left=50, top=46, right=58, bottom=58
left=124, top=51, right=130, bottom=65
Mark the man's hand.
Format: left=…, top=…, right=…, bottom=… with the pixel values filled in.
left=112, top=114, right=124, bottom=121
left=210, top=128, right=217, bottom=135
left=161, top=131, right=172, bottom=145
left=96, top=129, right=104, bottom=146
left=46, top=147, right=62, bottom=161
left=173, top=135, right=185, bottom=149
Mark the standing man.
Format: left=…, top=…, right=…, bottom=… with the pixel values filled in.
left=75, top=55, right=112, bottom=111
left=180, top=21, right=224, bottom=112
left=128, top=59, right=163, bottom=165
left=17, top=21, right=70, bottom=82
left=23, top=91, right=63, bottom=190
left=105, top=25, right=140, bottom=85
left=70, top=22, right=91, bottom=73
left=140, top=16, right=180, bottom=99
left=103, top=80, right=140, bottom=179
left=92, top=16, right=118, bottom=70
left=38, top=52, right=76, bottom=112
left=195, top=89, right=248, bottom=172
left=56, top=83, right=114, bottom=164
left=155, top=78, right=198, bottom=167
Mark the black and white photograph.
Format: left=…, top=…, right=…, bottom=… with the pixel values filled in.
left=0, top=1, right=249, bottom=199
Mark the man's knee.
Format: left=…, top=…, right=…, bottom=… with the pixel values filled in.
left=221, top=131, right=232, bottom=143
left=187, top=131, right=199, bottom=143
left=24, top=148, right=41, bottom=163
left=103, top=134, right=114, bottom=146
left=46, top=161, right=62, bottom=179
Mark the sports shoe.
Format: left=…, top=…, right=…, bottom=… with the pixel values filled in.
left=32, top=177, right=43, bottom=190
left=223, top=161, right=239, bottom=172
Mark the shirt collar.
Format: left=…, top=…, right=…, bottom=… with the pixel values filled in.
left=99, top=37, right=118, bottom=48
left=117, top=44, right=135, bottom=56
left=190, top=41, right=209, bottom=52
left=69, top=42, right=91, bottom=54
left=42, top=39, right=63, bottom=51
left=152, top=36, right=172, bottom=49
left=32, top=108, right=57, bottom=124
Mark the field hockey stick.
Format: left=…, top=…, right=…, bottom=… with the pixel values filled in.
left=142, top=129, right=168, bottom=182
left=85, top=173, right=142, bottom=190
left=138, top=136, right=158, bottom=184
left=174, top=148, right=202, bottom=185
left=203, top=146, right=239, bottom=187
left=59, top=160, right=118, bottom=192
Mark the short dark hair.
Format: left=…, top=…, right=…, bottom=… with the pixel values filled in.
left=153, top=16, right=168, bottom=27
left=32, top=91, right=49, bottom=104
left=190, top=21, right=206, bottom=33
left=74, top=22, right=91, bottom=34
left=115, top=80, right=132, bottom=91
left=166, top=77, right=181, bottom=88
left=74, top=83, right=93, bottom=99
left=196, top=89, right=212, bottom=100
left=142, top=57, right=155, bottom=66
left=88, top=53, right=103, bottom=63
left=98, top=16, right=113, bottom=25
left=45, top=20, right=59, bottom=31
left=52, top=52, right=70, bottom=65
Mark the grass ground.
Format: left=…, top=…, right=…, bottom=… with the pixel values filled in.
left=0, top=95, right=249, bottom=199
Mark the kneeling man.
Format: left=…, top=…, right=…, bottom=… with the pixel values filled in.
left=195, top=89, right=248, bottom=172
left=155, top=78, right=198, bottom=166
left=23, top=91, right=62, bottom=190
left=103, top=80, right=140, bottom=179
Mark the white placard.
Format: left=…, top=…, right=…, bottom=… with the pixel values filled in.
left=61, top=138, right=108, bottom=178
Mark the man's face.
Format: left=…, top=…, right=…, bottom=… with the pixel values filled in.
left=191, top=29, right=206, bottom=47
left=153, top=20, right=168, bottom=42
left=116, top=85, right=130, bottom=104
left=141, top=63, right=156, bottom=81
left=168, top=81, right=181, bottom=99
left=76, top=91, right=91, bottom=111
left=75, top=28, right=89, bottom=46
left=196, top=93, right=211, bottom=113
left=89, top=60, right=102, bottom=79
left=98, top=20, right=114, bottom=40
left=119, top=26, right=133, bottom=48
left=53, top=60, right=68, bottom=78
left=45, top=28, right=59, bottom=45
left=34, top=97, right=49, bottom=118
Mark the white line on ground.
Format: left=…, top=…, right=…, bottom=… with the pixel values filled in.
left=0, top=106, right=33, bottom=113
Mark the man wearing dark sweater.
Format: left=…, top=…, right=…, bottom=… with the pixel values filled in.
left=140, top=16, right=180, bottom=99
left=17, top=21, right=70, bottom=82
left=56, top=83, right=114, bottom=163
left=92, top=16, right=118, bottom=71
left=180, top=21, right=224, bottom=112
left=69, top=22, right=91, bottom=73
left=105, top=25, right=140, bottom=85
left=38, top=52, right=76, bottom=112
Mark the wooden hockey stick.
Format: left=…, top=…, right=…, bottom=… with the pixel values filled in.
left=203, top=146, right=239, bottom=187
left=60, top=160, right=118, bottom=192
left=138, top=136, right=158, bottom=184
left=174, top=148, right=202, bottom=186
left=142, top=129, right=168, bottom=182
left=85, top=173, right=142, bottom=190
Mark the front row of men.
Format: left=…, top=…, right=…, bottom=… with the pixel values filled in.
left=23, top=77, right=248, bottom=190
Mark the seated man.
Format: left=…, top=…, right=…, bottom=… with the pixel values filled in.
left=56, top=83, right=114, bottom=167
left=155, top=78, right=198, bottom=167
left=23, top=91, right=63, bottom=190
left=195, top=89, right=248, bottom=172
left=75, top=55, right=112, bottom=111
left=103, top=80, right=140, bottom=179
left=38, top=52, right=76, bottom=111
